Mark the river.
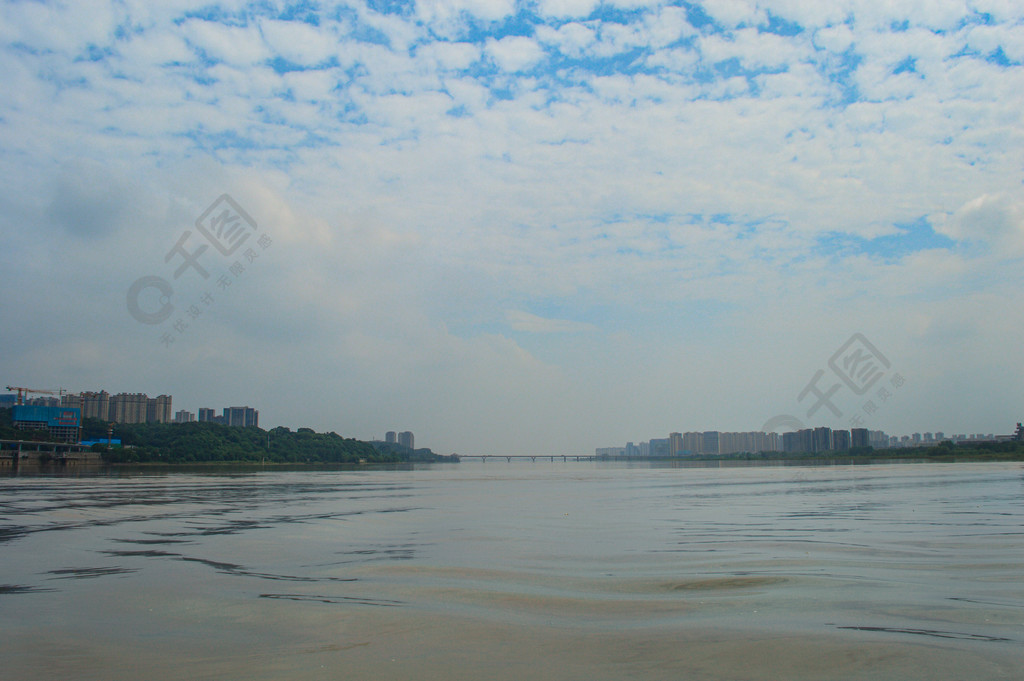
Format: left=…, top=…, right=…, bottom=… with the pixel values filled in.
left=1, top=461, right=1022, bottom=680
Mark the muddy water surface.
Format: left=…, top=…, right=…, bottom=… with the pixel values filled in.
left=1, top=461, right=1022, bottom=680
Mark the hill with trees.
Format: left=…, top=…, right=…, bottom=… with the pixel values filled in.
left=15, top=412, right=452, bottom=464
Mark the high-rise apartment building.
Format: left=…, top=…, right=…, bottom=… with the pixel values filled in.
left=718, top=431, right=781, bottom=454
left=702, top=431, right=720, bottom=455
left=668, top=432, right=683, bottom=456
left=51, top=390, right=171, bottom=424
left=682, top=432, right=703, bottom=453
left=812, top=427, right=833, bottom=452
left=385, top=431, right=397, bottom=444
left=79, top=391, right=111, bottom=420
left=147, top=395, right=172, bottom=424
left=648, top=438, right=669, bottom=457
left=110, top=393, right=148, bottom=424
left=223, top=406, right=258, bottom=428
left=398, top=431, right=414, bottom=449
left=783, top=429, right=816, bottom=453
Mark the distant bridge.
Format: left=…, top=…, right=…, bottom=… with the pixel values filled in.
left=456, top=454, right=596, bottom=462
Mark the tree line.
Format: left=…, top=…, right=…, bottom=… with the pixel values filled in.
left=0, top=409, right=452, bottom=464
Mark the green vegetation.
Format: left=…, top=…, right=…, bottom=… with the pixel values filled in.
left=0, top=410, right=452, bottom=465
left=96, top=420, right=383, bottom=464
left=0, top=407, right=16, bottom=439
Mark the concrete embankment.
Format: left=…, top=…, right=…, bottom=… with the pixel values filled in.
left=0, top=440, right=104, bottom=467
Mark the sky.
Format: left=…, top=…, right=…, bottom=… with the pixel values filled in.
left=1, top=0, right=1023, bottom=455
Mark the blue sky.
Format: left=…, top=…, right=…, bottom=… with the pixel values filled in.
left=1, top=0, right=1023, bottom=454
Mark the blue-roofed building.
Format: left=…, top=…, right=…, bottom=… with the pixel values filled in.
left=79, top=438, right=122, bottom=448
left=12, top=405, right=81, bottom=443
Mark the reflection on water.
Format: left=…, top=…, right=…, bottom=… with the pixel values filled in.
left=1, top=462, right=1022, bottom=680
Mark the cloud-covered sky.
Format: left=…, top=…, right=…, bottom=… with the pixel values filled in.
left=2, top=0, right=1022, bottom=454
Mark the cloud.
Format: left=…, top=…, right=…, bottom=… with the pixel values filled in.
left=46, top=162, right=142, bottom=239
left=258, top=18, right=340, bottom=66
left=701, top=0, right=765, bottom=28
left=2, top=1, right=1024, bottom=453
left=417, top=41, right=480, bottom=70
left=486, top=36, right=545, bottom=73
left=535, top=22, right=596, bottom=58
left=505, top=310, right=598, bottom=333
left=935, top=193, right=1024, bottom=256
left=699, top=28, right=810, bottom=70
left=181, top=19, right=269, bottom=66
left=415, top=0, right=517, bottom=35
left=535, top=0, right=600, bottom=18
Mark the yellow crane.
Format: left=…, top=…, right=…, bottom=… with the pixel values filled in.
left=4, top=386, right=77, bottom=406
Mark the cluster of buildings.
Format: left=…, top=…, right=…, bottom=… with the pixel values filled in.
left=181, top=406, right=259, bottom=427
left=598, top=431, right=788, bottom=458
left=1, top=391, right=175, bottom=424
left=2, top=389, right=259, bottom=443
left=597, top=427, right=1013, bottom=457
left=383, top=431, right=415, bottom=449
left=59, top=391, right=259, bottom=429
left=76, top=391, right=173, bottom=424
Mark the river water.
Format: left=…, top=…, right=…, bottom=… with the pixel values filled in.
left=1, top=461, right=1022, bottom=680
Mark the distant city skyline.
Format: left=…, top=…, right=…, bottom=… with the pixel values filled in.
left=597, top=426, right=1014, bottom=457
left=3, top=388, right=1011, bottom=457
left=1, top=390, right=259, bottom=429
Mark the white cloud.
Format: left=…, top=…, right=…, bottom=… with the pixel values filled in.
left=969, top=0, right=1024, bottom=21
left=281, top=69, right=337, bottom=102
left=966, top=23, right=1024, bottom=62
left=505, top=310, right=597, bottom=333
left=590, top=21, right=647, bottom=58
left=2, top=2, right=1024, bottom=452
left=415, top=0, right=517, bottom=35
left=813, top=24, right=856, bottom=54
left=181, top=20, right=269, bottom=66
left=701, top=0, right=765, bottom=28
left=936, top=193, right=1024, bottom=255
left=536, top=22, right=596, bottom=58
left=416, top=41, right=480, bottom=71
left=700, top=29, right=811, bottom=70
left=761, top=1, right=847, bottom=29
left=0, top=1, right=119, bottom=54
left=118, top=30, right=195, bottom=68
left=535, top=0, right=601, bottom=18
left=258, top=19, right=339, bottom=66
left=486, top=36, right=545, bottom=73
left=645, top=6, right=697, bottom=49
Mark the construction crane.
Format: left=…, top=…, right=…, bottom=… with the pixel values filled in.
left=4, top=386, right=72, bottom=406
